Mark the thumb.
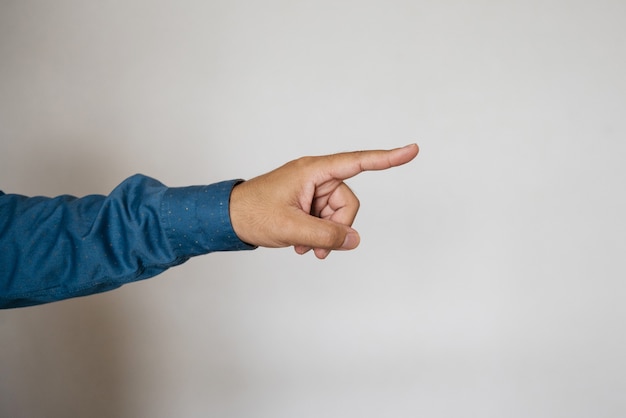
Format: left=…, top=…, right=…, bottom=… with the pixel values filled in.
left=289, top=211, right=361, bottom=251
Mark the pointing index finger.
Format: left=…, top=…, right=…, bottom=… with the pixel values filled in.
left=325, top=143, right=419, bottom=180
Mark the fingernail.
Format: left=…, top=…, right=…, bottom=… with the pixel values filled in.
left=341, top=231, right=360, bottom=250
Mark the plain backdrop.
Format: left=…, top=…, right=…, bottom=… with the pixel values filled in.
left=1, top=1, right=625, bottom=417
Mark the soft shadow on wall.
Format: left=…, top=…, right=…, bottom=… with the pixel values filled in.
left=1, top=135, right=252, bottom=418
left=0, top=137, right=132, bottom=418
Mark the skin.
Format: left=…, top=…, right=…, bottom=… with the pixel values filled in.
left=229, top=143, right=419, bottom=259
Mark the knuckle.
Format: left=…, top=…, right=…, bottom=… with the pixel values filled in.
left=317, top=227, right=344, bottom=248
left=293, top=156, right=315, bottom=167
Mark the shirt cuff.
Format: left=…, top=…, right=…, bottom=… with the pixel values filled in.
left=161, top=179, right=256, bottom=258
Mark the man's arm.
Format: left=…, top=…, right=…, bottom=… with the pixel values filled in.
left=0, top=174, right=254, bottom=308
left=0, top=143, right=419, bottom=308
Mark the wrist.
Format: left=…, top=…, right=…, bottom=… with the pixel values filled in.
left=229, top=181, right=257, bottom=248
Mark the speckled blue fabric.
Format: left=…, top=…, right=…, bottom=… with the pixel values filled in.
left=0, top=174, right=255, bottom=308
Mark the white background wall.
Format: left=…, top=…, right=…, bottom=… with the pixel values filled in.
left=1, top=1, right=625, bottom=417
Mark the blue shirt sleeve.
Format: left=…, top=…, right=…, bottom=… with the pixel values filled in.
left=0, top=174, right=256, bottom=309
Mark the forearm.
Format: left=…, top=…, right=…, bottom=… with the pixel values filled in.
left=0, top=174, right=254, bottom=308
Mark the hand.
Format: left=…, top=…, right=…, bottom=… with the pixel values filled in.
left=229, top=143, right=419, bottom=259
